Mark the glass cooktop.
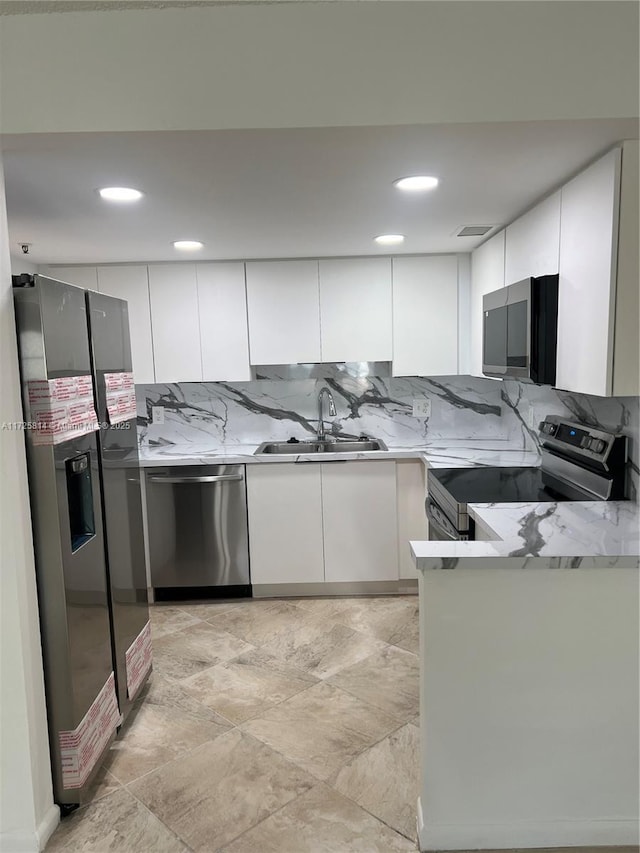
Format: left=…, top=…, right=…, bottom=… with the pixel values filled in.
left=428, top=466, right=564, bottom=506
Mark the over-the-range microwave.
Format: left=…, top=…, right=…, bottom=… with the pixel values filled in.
left=482, top=274, right=559, bottom=385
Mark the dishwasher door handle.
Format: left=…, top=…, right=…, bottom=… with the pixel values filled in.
left=148, top=474, right=244, bottom=484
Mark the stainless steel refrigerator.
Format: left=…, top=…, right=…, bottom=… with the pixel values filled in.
left=13, top=274, right=151, bottom=810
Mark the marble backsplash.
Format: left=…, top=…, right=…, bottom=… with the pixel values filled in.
left=136, top=372, right=639, bottom=498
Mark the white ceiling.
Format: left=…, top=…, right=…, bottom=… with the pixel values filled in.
left=2, top=118, right=638, bottom=264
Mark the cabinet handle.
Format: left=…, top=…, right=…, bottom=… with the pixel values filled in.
left=148, top=474, right=244, bottom=484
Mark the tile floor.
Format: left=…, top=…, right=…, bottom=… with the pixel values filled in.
left=46, top=595, right=421, bottom=852
left=44, top=595, right=638, bottom=853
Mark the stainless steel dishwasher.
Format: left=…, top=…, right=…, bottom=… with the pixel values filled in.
left=145, top=465, right=251, bottom=600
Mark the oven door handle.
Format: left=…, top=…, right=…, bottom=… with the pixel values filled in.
left=425, top=498, right=460, bottom=541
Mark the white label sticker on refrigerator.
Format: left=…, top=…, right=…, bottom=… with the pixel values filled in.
left=125, top=620, right=153, bottom=700
left=104, top=373, right=136, bottom=424
left=58, top=672, right=120, bottom=789
left=27, top=378, right=99, bottom=446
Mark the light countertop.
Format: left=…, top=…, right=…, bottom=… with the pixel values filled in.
left=411, top=500, right=639, bottom=567
left=138, top=442, right=541, bottom=469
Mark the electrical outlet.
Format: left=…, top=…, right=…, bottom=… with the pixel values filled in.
left=412, top=397, right=432, bottom=418
left=152, top=406, right=165, bottom=425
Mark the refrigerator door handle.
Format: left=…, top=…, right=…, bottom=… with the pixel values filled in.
left=148, top=474, right=244, bottom=484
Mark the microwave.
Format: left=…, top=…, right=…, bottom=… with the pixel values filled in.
left=482, top=274, right=559, bottom=384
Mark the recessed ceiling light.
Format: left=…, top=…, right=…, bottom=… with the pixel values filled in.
left=172, top=240, right=204, bottom=251
left=98, top=187, right=143, bottom=202
left=394, top=176, right=439, bottom=191
left=374, top=234, right=405, bottom=246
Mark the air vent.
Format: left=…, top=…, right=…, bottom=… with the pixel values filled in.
left=456, top=225, right=493, bottom=237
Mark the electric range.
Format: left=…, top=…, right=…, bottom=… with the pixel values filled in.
left=426, top=415, right=628, bottom=541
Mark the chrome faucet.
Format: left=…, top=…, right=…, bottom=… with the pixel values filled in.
left=317, top=387, right=337, bottom=442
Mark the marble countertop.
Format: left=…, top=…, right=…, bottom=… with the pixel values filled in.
left=411, top=500, right=640, bottom=567
left=138, top=442, right=541, bottom=469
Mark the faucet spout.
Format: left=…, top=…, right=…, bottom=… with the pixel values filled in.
left=317, top=387, right=337, bottom=442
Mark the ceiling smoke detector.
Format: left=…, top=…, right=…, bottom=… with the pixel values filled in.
left=456, top=225, right=493, bottom=237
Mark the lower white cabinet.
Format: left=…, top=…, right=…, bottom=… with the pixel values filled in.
left=322, top=461, right=398, bottom=582
left=247, top=460, right=399, bottom=587
left=396, top=460, right=427, bottom=580
left=246, top=463, right=325, bottom=585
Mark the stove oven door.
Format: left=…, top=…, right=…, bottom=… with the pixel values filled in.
left=425, top=497, right=467, bottom=541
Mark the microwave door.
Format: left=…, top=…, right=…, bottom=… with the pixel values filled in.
left=483, top=304, right=508, bottom=376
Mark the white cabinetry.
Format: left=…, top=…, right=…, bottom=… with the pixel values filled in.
left=504, top=191, right=560, bottom=283
left=392, top=255, right=459, bottom=376
left=470, top=230, right=505, bottom=377
left=246, top=464, right=325, bottom=585
left=319, top=258, right=392, bottom=362
left=557, top=144, right=638, bottom=397
left=322, top=461, right=398, bottom=583
left=44, top=266, right=98, bottom=289
left=247, top=460, right=400, bottom=587
left=246, top=261, right=321, bottom=365
left=196, top=263, right=251, bottom=382
left=148, top=264, right=202, bottom=383
left=97, top=265, right=155, bottom=383
left=396, top=460, right=427, bottom=580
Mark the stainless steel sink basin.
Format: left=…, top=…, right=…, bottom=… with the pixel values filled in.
left=255, top=438, right=388, bottom=455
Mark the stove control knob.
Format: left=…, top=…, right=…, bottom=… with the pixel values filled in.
left=580, top=436, right=591, bottom=448
left=589, top=438, right=606, bottom=454
left=539, top=422, right=557, bottom=435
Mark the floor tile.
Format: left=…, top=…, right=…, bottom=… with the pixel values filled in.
left=105, top=676, right=231, bottom=784
left=259, top=618, right=388, bottom=679
left=151, top=620, right=254, bottom=680
left=148, top=605, right=203, bottom=640
left=327, top=596, right=419, bottom=647
left=204, top=600, right=310, bottom=646
left=128, top=729, right=315, bottom=852
left=82, top=764, right=121, bottom=805
left=331, top=722, right=419, bottom=841
left=241, top=681, right=399, bottom=781
left=182, top=648, right=320, bottom=724
left=220, top=782, right=418, bottom=852
left=327, top=644, right=419, bottom=721
left=45, top=788, right=188, bottom=852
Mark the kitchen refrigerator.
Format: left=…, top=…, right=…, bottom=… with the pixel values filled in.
left=12, top=274, right=152, bottom=809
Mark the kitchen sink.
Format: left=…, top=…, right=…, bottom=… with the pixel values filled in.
left=254, top=438, right=388, bottom=455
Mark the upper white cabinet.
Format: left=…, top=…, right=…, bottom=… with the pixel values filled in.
left=97, top=265, right=155, bottom=384
left=504, top=191, right=561, bottom=283
left=246, top=261, right=321, bottom=365
left=44, top=266, right=98, bottom=289
left=557, top=143, right=638, bottom=397
left=319, top=258, right=392, bottom=362
left=196, top=263, right=251, bottom=382
left=470, top=230, right=505, bottom=377
left=392, top=255, right=458, bottom=376
left=148, top=264, right=202, bottom=383
left=322, top=460, right=398, bottom=583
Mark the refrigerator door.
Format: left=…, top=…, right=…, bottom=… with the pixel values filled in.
left=13, top=276, right=118, bottom=807
left=86, top=290, right=151, bottom=721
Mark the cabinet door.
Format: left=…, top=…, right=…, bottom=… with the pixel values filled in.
left=44, top=266, right=98, bottom=289
left=246, top=464, right=324, bottom=585
left=97, top=265, right=155, bottom=383
left=504, top=192, right=561, bottom=283
left=148, top=264, right=202, bottom=383
left=392, top=256, right=458, bottom=376
left=322, top=461, right=398, bottom=583
left=396, top=460, right=427, bottom=580
left=246, top=261, right=321, bottom=364
left=470, top=230, right=505, bottom=377
left=556, top=148, right=621, bottom=396
left=319, top=258, right=392, bottom=362
left=197, top=263, right=251, bottom=382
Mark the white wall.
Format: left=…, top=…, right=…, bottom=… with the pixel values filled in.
left=0, top=2, right=637, bottom=134
left=418, top=567, right=639, bottom=850
left=0, top=160, right=58, bottom=850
